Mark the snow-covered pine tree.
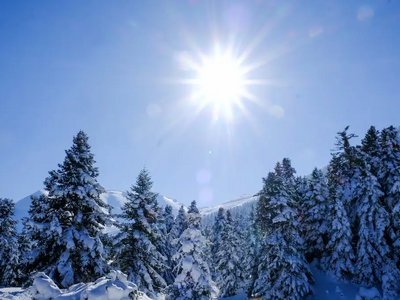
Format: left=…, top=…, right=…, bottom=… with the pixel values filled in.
left=170, top=205, right=187, bottom=242
left=23, top=131, right=111, bottom=288
left=253, top=161, right=313, bottom=300
left=330, top=126, right=359, bottom=221
left=210, top=207, right=226, bottom=279
left=215, top=210, right=243, bottom=298
left=168, top=205, right=187, bottom=283
left=381, top=258, right=400, bottom=300
left=321, top=184, right=354, bottom=280
left=17, top=218, right=32, bottom=285
left=353, top=161, right=390, bottom=287
left=251, top=171, right=277, bottom=297
left=378, top=126, right=400, bottom=264
left=162, top=204, right=176, bottom=285
left=256, top=170, right=276, bottom=235
left=113, top=168, right=166, bottom=296
left=169, top=200, right=216, bottom=300
left=232, top=209, right=247, bottom=291
left=361, top=126, right=381, bottom=175
left=243, top=204, right=260, bottom=296
left=302, top=168, right=329, bottom=260
left=0, top=198, right=20, bottom=286
left=164, top=205, right=175, bottom=234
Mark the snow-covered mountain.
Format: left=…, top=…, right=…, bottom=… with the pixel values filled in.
left=14, top=190, right=258, bottom=231
left=200, top=194, right=258, bottom=216
left=14, top=190, right=185, bottom=231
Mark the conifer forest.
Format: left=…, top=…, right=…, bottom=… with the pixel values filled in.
left=2, top=125, right=400, bottom=300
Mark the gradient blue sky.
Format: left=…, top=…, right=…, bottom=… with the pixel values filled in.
left=1, top=0, right=400, bottom=206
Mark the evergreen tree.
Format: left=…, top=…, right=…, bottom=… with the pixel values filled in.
left=382, top=258, right=400, bottom=300
left=361, top=126, right=381, bottom=174
left=302, top=168, right=329, bottom=259
left=256, top=170, right=277, bottom=235
left=164, top=205, right=175, bottom=234
left=243, top=205, right=260, bottom=296
left=170, top=205, right=187, bottom=242
left=169, top=200, right=216, bottom=300
left=253, top=162, right=313, bottom=300
left=0, top=198, right=20, bottom=286
left=353, top=164, right=390, bottom=287
left=23, top=131, right=111, bottom=288
left=17, top=218, right=32, bottom=285
left=162, top=204, right=176, bottom=285
left=378, top=126, right=400, bottom=264
left=321, top=185, right=354, bottom=280
left=215, top=210, right=243, bottom=298
left=114, top=168, right=166, bottom=296
left=211, top=207, right=226, bottom=278
left=331, top=127, right=362, bottom=236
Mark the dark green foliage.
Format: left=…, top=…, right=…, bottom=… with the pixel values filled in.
left=114, top=168, right=166, bottom=296
left=23, top=131, right=111, bottom=288
left=0, top=198, right=20, bottom=286
left=253, top=160, right=313, bottom=299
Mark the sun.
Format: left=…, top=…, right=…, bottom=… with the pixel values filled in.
left=180, top=47, right=253, bottom=121
left=197, top=53, right=245, bottom=108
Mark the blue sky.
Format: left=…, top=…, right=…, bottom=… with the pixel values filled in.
left=1, top=0, right=400, bottom=207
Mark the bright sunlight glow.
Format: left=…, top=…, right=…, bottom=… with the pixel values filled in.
left=177, top=45, right=265, bottom=122
left=197, top=54, right=244, bottom=107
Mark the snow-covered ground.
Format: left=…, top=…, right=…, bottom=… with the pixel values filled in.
left=0, top=271, right=151, bottom=300
left=0, top=265, right=385, bottom=300
left=220, top=266, right=382, bottom=300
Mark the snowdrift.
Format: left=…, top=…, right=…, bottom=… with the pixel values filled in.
left=29, top=270, right=151, bottom=300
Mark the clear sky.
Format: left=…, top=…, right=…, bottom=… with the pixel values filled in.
left=1, top=0, right=400, bottom=207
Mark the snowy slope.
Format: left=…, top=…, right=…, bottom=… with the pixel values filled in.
left=14, top=190, right=258, bottom=231
left=0, top=271, right=152, bottom=300
left=14, top=190, right=185, bottom=231
left=218, top=264, right=380, bottom=300
left=1, top=265, right=381, bottom=300
left=99, top=190, right=184, bottom=216
left=200, top=194, right=258, bottom=216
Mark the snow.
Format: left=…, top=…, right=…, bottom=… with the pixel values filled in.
left=0, top=271, right=152, bottom=300
left=0, top=264, right=391, bottom=300
left=30, top=272, right=62, bottom=299
left=13, top=190, right=186, bottom=233
left=214, top=263, right=382, bottom=300
left=355, top=287, right=382, bottom=300
left=200, top=194, right=258, bottom=216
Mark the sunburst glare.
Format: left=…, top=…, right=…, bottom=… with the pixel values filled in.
left=180, top=46, right=261, bottom=121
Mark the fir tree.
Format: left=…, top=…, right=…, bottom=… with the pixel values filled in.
left=161, top=204, right=176, bottom=285
left=361, top=126, right=381, bottom=174
left=0, top=198, right=20, bottom=286
left=114, top=168, right=166, bottom=296
left=382, top=259, right=400, bottom=300
left=302, top=168, right=329, bottom=259
left=378, top=126, right=400, bottom=264
left=17, top=218, right=32, bottom=285
left=23, top=131, right=111, bottom=288
left=164, top=205, right=175, bottom=234
left=353, top=163, right=390, bottom=287
left=169, top=200, right=216, bottom=300
left=243, top=205, right=260, bottom=296
left=170, top=205, right=187, bottom=242
left=215, top=210, right=243, bottom=298
left=211, top=207, right=226, bottom=278
left=253, top=162, right=313, bottom=299
left=321, top=185, right=354, bottom=280
left=331, top=127, right=361, bottom=228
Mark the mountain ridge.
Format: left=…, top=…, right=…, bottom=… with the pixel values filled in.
left=13, top=190, right=258, bottom=231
